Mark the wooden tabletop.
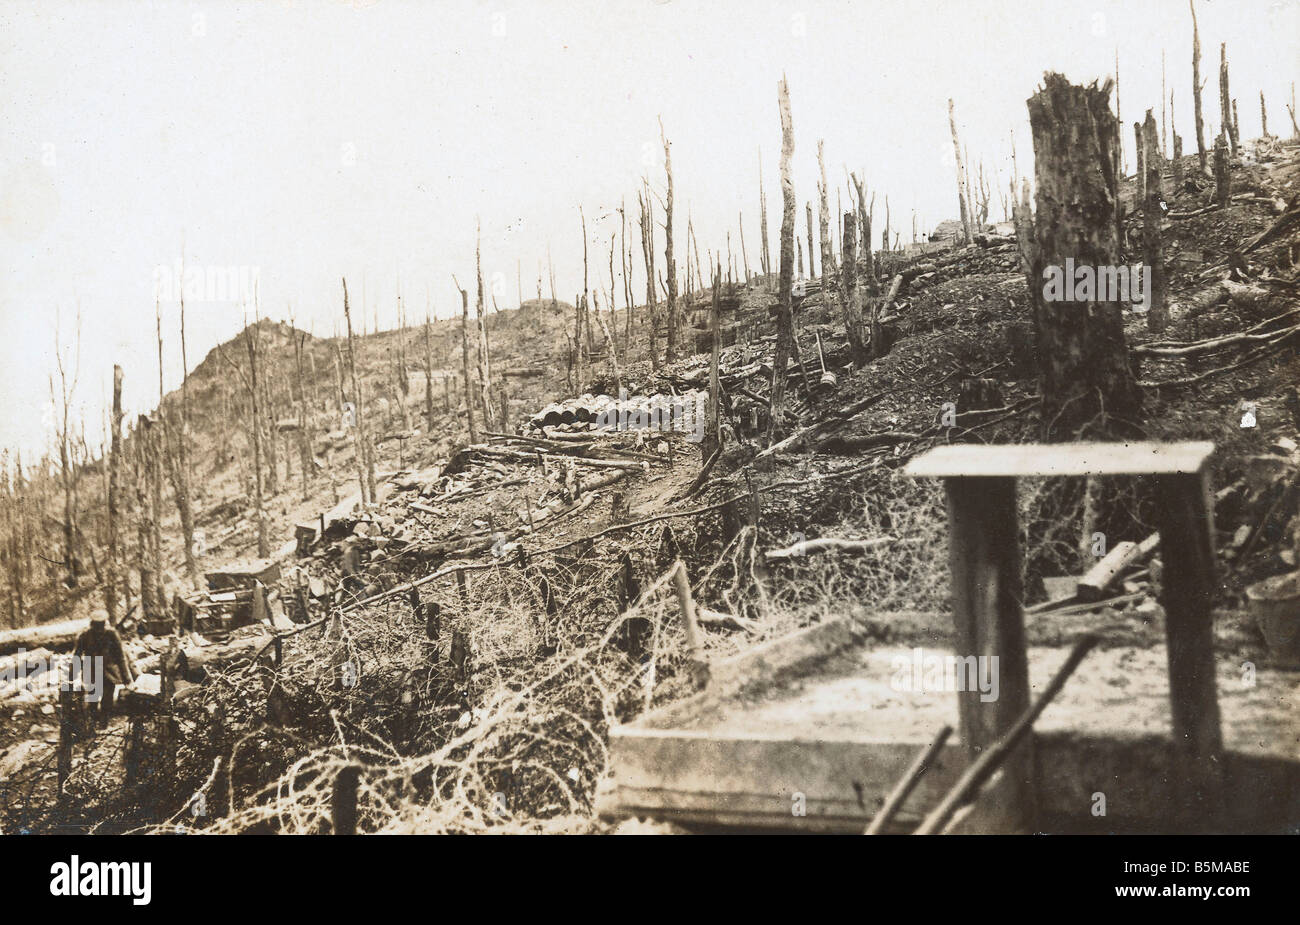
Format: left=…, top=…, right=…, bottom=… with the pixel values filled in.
left=905, top=441, right=1216, bottom=478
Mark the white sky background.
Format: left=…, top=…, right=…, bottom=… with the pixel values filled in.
left=1, top=0, right=1297, bottom=460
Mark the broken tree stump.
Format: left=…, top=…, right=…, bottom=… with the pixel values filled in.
left=1026, top=74, right=1141, bottom=440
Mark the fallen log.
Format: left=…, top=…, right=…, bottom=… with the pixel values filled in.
left=1134, top=322, right=1299, bottom=357
left=764, top=535, right=895, bottom=562
left=696, top=607, right=759, bottom=633
left=0, top=619, right=87, bottom=657
left=1243, top=192, right=1300, bottom=252
left=1077, top=532, right=1160, bottom=601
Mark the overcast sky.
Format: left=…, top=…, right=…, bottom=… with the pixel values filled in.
left=1, top=0, right=1296, bottom=459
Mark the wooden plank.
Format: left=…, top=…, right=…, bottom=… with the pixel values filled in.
left=1153, top=470, right=1225, bottom=830
left=943, top=476, right=1034, bottom=831
left=905, top=441, right=1214, bottom=478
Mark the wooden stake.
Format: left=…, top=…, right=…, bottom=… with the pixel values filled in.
left=865, top=725, right=953, bottom=834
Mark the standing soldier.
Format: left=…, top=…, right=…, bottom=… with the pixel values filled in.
left=73, top=610, right=136, bottom=729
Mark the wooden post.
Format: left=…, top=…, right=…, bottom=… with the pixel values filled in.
left=1153, top=470, right=1224, bottom=830
left=332, top=765, right=362, bottom=835
left=941, top=476, right=1034, bottom=832
left=456, top=568, right=468, bottom=607
left=670, top=560, right=704, bottom=662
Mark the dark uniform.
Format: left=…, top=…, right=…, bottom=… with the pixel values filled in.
left=73, top=619, right=136, bottom=727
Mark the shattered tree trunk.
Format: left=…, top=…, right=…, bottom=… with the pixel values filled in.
left=739, top=212, right=750, bottom=283
left=158, top=300, right=198, bottom=584
left=134, top=420, right=159, bottom=622
left=341, top=278, right=374, bottom=507
left=769, top=76, right=797, bottom=442
left=105, top=365, right=124, bottom=621
left=1214, top=132, right=1230, bottom=207
left=662, top=121, right=679, bottom=364
left=851, top=172, right=874, bottom=291
left=1261, top=91, right=1268, bottom=137
left=1173, top=130, right=1184, bottom=188
left=805, top=202, right=816, bottom=280
left=476, top=225, right=496, bottom=431
left=622, top=201, right=635, bottom=347
left=457, top=285, right=478, bottom=444
left=702, top=264, right=721, bottom=461
left=293, top=329, right=312, bottom=501
left=840, top=212, right=867, bottom=362
left=758, top=147, right=771, bottom=282
left=1026, top=74, right=1141, bottom=440
left=949, top=98, right=975, bottom=244
left=1191, top=0, right=1208, bottom=173
left=594, top=294, right=621, bottom=394
left=1143, top=111, right=1168, bottom=333
left=817, top=141, right=833, bottom=300
left=1219, top=43, right=1238, bottom=157
left=574, top=208, right=588, bottom=389
left=1162, top=49, right=1169, bottom=157
left=244, top=327, right=271, bottom=557
left=640, top=188, right=658, bottom=370
left=426, top=310, right=436, bottom=436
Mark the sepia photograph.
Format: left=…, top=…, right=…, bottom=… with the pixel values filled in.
left=0, top=0, right=1295, bottom=899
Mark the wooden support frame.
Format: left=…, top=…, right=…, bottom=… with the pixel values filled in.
left=1152, top=469, right=1225, bottom=830
left=942, top=476, right=1034, bottom=832
left=907, top=441, right=1223, bottom=833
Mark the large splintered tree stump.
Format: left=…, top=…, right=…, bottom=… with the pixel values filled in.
left=1143, top=111, right=1168, bottom=333
left=1191, top=0, right=1207, bottom=173
left=1214, top=132, right=1230, bottom=208
left=769, top=76, right=797, bottom=441
left=1261, top=91, right=1269, bottom=138
left=1025, top=74, right=1141, bottom=440
left=1173, top=132, right=1184, bottom=188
